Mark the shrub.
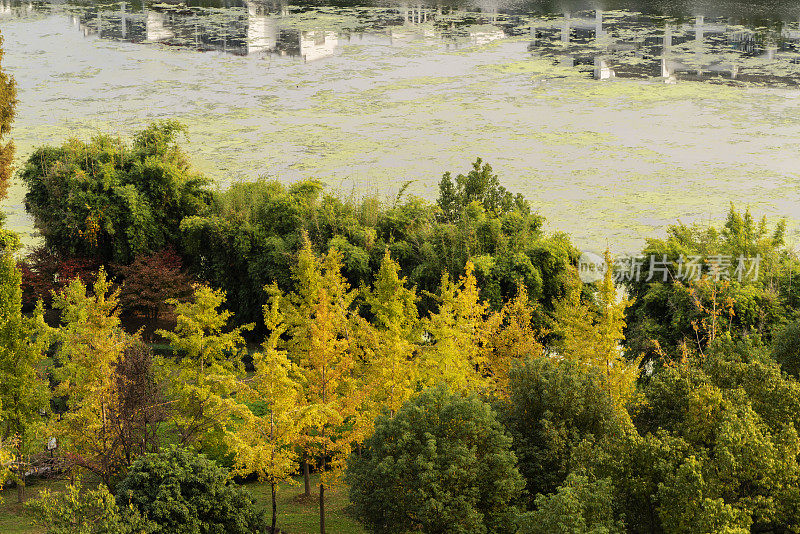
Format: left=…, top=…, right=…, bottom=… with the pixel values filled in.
left=115, top=447, right=268, bottom=534
left=773, top=320, right=800, bottom=378
left=346, top=386, right=524, bottom=534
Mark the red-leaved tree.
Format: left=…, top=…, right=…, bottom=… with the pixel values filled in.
left=116, top=247, right=193, bottom=335
left=18, top=246, right=100, bottom=309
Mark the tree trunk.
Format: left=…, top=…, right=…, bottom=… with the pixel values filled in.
left=16, top=453, right=24, bottom=503
left=271, top=480, right=278, bottom=533
left=303, top=456, right=311, bottom=496
left=319, top=482, right=326, bottom=534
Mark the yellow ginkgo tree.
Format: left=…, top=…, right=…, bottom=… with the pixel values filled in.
left=280, top=237, right=360, bottom=534
left=157, top=284, right=253, bottom=447
left=52, top=269, right=127, bottom=487
left=233, top=288, right=314, bottom=533
left=420, top=261, right=493, bottom=394
left=481, top=283, right=546, bottom=397
left=358, top=250, right=420, bottom=418
left=552, top=251, right=640, bottom=406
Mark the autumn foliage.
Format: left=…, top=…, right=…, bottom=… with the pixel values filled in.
left=116, top=247, right=193, bottom=331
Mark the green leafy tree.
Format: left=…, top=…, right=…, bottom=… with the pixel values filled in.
left=627, top=337, right=800, bottom=532
left=347, top=386, right=524, bottom=534
left=502, top=356, right=637, bottom=503
left=657, top=455, right=752, bottom=534
left=29, top=478, right=154, bottom=534
left=624, top=206, right=796, bottom=363
left=518, top=473, right=625, bottom=534
left=179, top=179, right=322, bottom=327
left=180, top=169, right=578, bottom=332
left=0, top=230, right=49, bottom=501
left=115, top=447, right=268, bottom=534
left=437, top=158, right=530, bottom=222
left=21, top=121, right=213, bottom=264
left=773, top=320, right=800, bottom=378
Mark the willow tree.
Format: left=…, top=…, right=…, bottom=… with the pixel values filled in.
left=0, top=30, right=16, bottom=207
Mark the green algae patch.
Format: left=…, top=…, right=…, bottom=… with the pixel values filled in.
left=481, top=59, right=586, bottom=79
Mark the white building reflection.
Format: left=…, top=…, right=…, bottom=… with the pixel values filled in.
left=529, top=9, right=800, bottom=84
left=299, top=31, right=337, bottom=62
left=0, top=0, right=33, bottom=17
left=247, top=2, right=278, bottom=55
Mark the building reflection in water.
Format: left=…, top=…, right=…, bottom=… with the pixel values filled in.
left=529, top=10, right=800, bottom=84
left=2, top=0, right=800, bottom=83
left=58, top=0, right=339, bottom=61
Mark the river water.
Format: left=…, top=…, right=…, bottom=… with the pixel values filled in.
left=2, top=0, right=800, bottom=252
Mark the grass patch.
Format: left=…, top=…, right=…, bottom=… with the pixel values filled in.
left=247, top=473, right=365, bottom=534
left=0, top=473, right=364, bottom=534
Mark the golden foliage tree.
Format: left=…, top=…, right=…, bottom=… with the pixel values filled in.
left=156, top=284, right=252, bottom=447
left=358, top=250, right=419, bottom=417
left=279, top=237, right=359, bottom=534
left=420, top=261, right=493, bottom=394
left=481, top=283, right=546, bottom=397
left=233, top=288, right=311, bottom=533
left=52, top=269, right=127, bottom=487
left=553, top=252, right=639, bottom=405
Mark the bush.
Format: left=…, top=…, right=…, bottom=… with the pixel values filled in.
left=346, top=386, right=524, bottom=534
left=115, top=447, right=268, bottom=534
left=29, top=479, right=154, bottom=534
left=773, top=320, right=800, bottom=378
left=517, top=473, right=625, bottom=534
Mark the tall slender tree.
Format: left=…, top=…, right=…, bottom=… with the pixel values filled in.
left=280, top=237, right=359, bottom=534
left=359, top=250, right=419, bottom=417
left=0, top=30, right=17, bottom=207
left=553, top=253, right=639, bottom=405
left=481, top=283, right=545, bottom=397
left=420, top=261, right=492, bottom=394
left=52, top=269, right=127, bottom=487
left=0, top=230, right=49, bottom=501
left=233, top=287, right=310, bottom=533
left=156, top=284, right=252, bottom=447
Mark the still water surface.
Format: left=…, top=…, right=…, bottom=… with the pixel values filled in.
left=2, top=0, right=800, bottom=252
